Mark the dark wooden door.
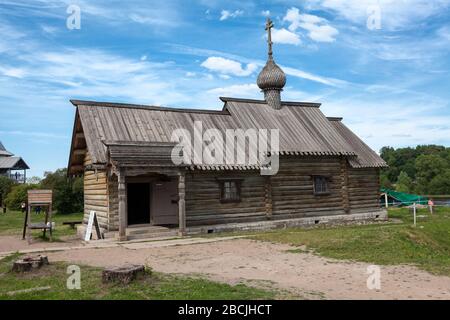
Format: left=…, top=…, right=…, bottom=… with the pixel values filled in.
left=127, top=183, right=150, bottom=225
left=151, top=180, right=178, bottom=225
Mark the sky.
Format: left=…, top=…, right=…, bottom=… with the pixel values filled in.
left=0, top=0, right=449, bottom=178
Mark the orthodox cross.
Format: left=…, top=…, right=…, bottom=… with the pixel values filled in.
left=265, top=18, right=274, bottom=59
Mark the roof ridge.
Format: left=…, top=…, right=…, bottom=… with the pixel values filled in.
left=70, top=100, right=230, bottom=115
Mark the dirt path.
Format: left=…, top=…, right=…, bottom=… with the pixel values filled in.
left=45, top=238, right=450, bottom=300
left=0, top=235, right=81, bottom=253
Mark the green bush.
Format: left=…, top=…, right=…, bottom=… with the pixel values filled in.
left=5, top=184, right=39, bottom=210
left=0, top=175, right=15, bottom=205
left=40, top=168, right=83, bottom=214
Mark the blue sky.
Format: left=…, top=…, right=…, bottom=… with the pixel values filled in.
left=0, top=0, right=449, bottom=178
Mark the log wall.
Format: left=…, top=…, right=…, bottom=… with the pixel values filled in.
left=90, top=156, right=382, bottom=231
left=348, top=167, right=381, bottom=212
left=271, top=157, right=345, bottom=219
left=184, top=157, right=381, bottom=226
left=83, top=152, right=109, bottom=230
left=185, top=172, right=267, bottom=226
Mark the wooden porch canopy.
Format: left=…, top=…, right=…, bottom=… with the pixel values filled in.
left=102, top=141, right=187, bottom=241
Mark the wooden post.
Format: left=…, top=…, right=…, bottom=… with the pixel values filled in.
left=340, top=158, right=350, bottom=213
left=118, top=168, right=127, bottom=241
left=48, top=203, right=52, bottom=241
left=26, top=205, right=32, bottom=244
left=265, top=176, right=273, bottom=219
left=384, top=193, right=388, bottom=209
left=413, top=202, right=416, bottom=227
left=22, top=205, right=29, bottom=240
left=178, top=171, right=186, bottom=236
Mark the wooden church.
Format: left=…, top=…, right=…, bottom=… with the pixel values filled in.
left=67, top=19, right=387, bottom=240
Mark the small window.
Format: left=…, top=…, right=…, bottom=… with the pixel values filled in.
left=220, top=180, right=241, bottom=203
left=313, top=176, right=329, bottom=195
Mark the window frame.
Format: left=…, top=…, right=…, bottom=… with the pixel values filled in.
left=312, top=175, right=331, bottom=196
left=217, top=178, right=243, bottom=203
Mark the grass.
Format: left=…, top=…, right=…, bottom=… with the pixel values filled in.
left=250, top=206, right=450, bottom=276
left=0, top=254, right=277, bottom=300
left=0, top=209, right=83, bottom=240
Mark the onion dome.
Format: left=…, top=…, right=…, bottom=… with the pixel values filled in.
left=257, top=58, right=286, bottom=91
left=257, top=18, right=286, bottom=109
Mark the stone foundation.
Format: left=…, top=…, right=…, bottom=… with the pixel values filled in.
left=186, top=209, right=388, bottom=235
left=78, top=209, right=387, bottom=240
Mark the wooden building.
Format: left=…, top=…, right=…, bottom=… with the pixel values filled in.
left=0, top=141, right=29, bottom=184
left=67, top=19, right=387, bottom=240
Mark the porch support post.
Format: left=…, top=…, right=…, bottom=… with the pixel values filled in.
left=178, top=171, right=186, bottom=236
left=265, top=176, right=273, bottom=219
left=118, top=167, right=127, bottom=241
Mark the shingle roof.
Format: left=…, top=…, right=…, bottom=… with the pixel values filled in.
left=0, top=157, right=30, bottom=170
left=0, top=141, right=13, bottom=157
left=69, top=98, right=386, bottom=169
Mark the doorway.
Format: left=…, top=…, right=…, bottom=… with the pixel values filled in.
left=127, top=183, right=150, bottom=225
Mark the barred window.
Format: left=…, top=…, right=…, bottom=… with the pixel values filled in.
left=220, top=180, right=241, bottom=202
left=313, top=176, right=329, bottom=195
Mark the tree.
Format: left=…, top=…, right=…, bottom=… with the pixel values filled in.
left=27, top=176, right=42, bottom=184
left=5, top=184, right=38, bottom=210
left=0, top=176, right=15, bottom=205
left=415, top=154, right=447, bottom=194
left=40, top=168, right=83, bottom=214
left=380, top=173, right=392, bottom=189
left=428, top=170, right=450, bottom=195
left=395, top=171, right=413, bottom=193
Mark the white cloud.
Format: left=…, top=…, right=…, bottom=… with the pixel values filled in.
left=0, top=66, right=26, bottom=78
left=40, top=24, right=58, bottom=34
left=168, top=44, right=348, bottom=86
left=282, top=66, right=347, bottom=87
left=307, top=0, right=450, bottom=31
left=272, top=28, right=301, bottom=45
left=201, top=57, right=257, bottom=77
left=261, top=10, right=270, bottom=17
left=207, top=83, right=259, bottom=98
left=220, top=9, right=244, bottom=21
left=283, top=7, right=338, bottom=43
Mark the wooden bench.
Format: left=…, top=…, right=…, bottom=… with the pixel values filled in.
left=63, top=221, right=82, bottom=229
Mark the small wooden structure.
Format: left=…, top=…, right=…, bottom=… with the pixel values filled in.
left=23, top=190, right=53, bottom=242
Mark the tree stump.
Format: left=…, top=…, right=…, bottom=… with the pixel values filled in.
left=12, top=255, right=49, bottom=273
left=102, top=265, right=145, bottom=284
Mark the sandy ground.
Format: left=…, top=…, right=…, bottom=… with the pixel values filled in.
left=39, top=238, right=450, bottom=300
left=0, top=235, right=82, bottom=253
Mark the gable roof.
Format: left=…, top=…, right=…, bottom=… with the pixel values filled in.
left=0, top=141, right=13, bottom=157
left=0, top=157, right=30, bottom=170
left=68, top=97, right=386, bottom=173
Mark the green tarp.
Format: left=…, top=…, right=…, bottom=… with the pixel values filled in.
left=381, top=188, right=428, bottom=206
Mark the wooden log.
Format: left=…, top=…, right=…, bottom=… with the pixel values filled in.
left=102, top=265, right=145, bottom=284
left=12, top=255, right=49, bottom=272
